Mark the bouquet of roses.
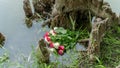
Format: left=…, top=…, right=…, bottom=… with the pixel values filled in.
left=43, top=27, right=88, bottom=55
left=44, top=27, right=66, bottom=55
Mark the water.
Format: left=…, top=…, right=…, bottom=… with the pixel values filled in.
left=0, top=0, right=119, bottom=64
left=0, top=0, right=45, bottom=61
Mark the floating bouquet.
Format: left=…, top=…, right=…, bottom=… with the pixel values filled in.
left=43, top=27, right=89, bottom=56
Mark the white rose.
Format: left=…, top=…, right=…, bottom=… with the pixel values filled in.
left=49, top=30, right=56, bottom=36
left=54, top=42, right=60, bottom=49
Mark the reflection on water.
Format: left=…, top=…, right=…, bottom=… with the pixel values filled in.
left=0, top=0, right=45, bottom=61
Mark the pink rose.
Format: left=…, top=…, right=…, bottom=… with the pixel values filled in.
left=58, top=49, right=64, bottom=55
left=46, top=36, right=51, bottom=42
left=44, top=36, right=51, bottom=43
left=58, top=46, right=64, bottom=50
left=49, top=42, right=54, bottom=48
left=44, top=32, right=49, bottom=38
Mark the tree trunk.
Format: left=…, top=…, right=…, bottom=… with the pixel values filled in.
left=39, top=0, right=119, bottom=63
left=36, top=39, right=50, bottom=63
left=23, top=0, right=33, bottom=18
left=32, top=0, right=55, bottom=19
left=23, top=0, right=120, bottom=63
left=87, top=17, right=108, bottom=62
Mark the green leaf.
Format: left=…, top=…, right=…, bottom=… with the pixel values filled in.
left=95, top=65, right=106, bottom=68
left=95, top=56, right=102, bottom=65
left=55, top=27, right=67, bottom=34
left=69, top=16, right=75, bottom=30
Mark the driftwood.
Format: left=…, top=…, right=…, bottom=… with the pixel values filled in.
left=0, top=33, right=5, bottom=47
left=23, top=0, right=120, bottom=63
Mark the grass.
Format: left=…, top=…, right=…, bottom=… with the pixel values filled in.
left=73, top=25, right=120, bottom=68
left=0, top=25, right=120, bottom=68
left=100, top=25, right=120, bottom=68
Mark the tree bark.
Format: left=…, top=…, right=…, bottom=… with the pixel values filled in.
left=23, top=0, right=33, bottom=18
left=36, top=39, right=50, bottom=63
left=32, top=0, right=55, bottom=19
left=0, top=33, right=5, bottom=47
left=87, top=17, right=108, bottom=62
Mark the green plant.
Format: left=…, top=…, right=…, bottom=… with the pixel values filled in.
left=47, top=27, right=89, bottom=55
left=95, top=56, right=106, bottom=68
left=54, top=27, right=88, bottom=48
left=100, top=25, right=120, bottom=68
left=69, top=16, right=76, bottom=30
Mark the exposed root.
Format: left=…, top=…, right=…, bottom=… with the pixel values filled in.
left=0, top=33, right=5, bottom=47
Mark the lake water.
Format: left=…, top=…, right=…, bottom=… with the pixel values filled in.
left=0, top=0, right=46, bottom=61
left=0, top=0, right=120, bottom=63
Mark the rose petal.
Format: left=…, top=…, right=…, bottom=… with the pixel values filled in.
left=49, top=30, right=56, bottom=36
left=58, top=46, right=64, bottom=50
left=54, top=42, right=60, bottom=49
left=46, top=36, right=51, bottom=42
left=58, top=50, right=64, bottom=55
left=44, top=37, right=48, bottom=43
left=44, top=36, right=51, bottom=43
left=49, top=42, right=54, bottom=48
left=44, top=32, right=49, bottom=38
